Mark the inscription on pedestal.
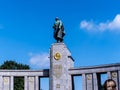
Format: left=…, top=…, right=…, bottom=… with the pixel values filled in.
left=53, top=65, right=62, bottom=78
left=56, top=84, right=60, bottom=88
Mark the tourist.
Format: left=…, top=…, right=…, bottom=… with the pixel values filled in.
left=103, top=79, right=116, bottom=90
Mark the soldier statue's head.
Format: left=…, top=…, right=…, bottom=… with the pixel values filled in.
left=55, top=17, right=59, bottom=21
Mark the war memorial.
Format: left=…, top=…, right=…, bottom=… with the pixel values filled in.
left=0, top=18, right=120, bottom=90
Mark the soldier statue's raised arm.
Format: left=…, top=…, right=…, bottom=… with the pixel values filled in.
left=53, top=17, right=65, bottom=43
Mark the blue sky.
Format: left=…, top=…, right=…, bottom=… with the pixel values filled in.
left=0, top=0, right=120, bottom=69
left=0, top=0, right=120, bottom=90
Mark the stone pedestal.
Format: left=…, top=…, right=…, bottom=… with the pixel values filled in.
left=49, top=43, right=74, bottom=90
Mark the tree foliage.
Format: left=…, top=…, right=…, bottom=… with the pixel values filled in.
left=0, top=60, right=30, bottom=69
left=0, top=60, right=30, bottom=90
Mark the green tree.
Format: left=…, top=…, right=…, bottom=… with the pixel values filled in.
left=0, top=60, right=30, bottom=90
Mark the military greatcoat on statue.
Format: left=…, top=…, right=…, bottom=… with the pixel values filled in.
left=53, top=17, right=65, bottom=43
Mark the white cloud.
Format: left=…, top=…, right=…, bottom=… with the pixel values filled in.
left=108, top=14, right=120, bottom=30
left=29, top=52, right=50, bottom=69
left=80, top=14, right=120, bottom=32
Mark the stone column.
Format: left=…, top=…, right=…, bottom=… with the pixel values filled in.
left=86, top=74, right=93, bottom=90
left=3, top=76, right=10, bottom=90
left=49, top=43, right=74, bottom=90
left=82, top=74, right=86, bottom=90
left=111, top=71, right=118, bottom=90
left=93, top=73, right=98, bottom=90
left=0, top=76, right=3, bottom=90
left=10, top=76, right=14, bottom=90
left=35, top=76, right=39, bottom=90
left=118, top=71, right=120, bottom=90
left=28, top=76, right=35, bottom=90
left=107, top=71, right=111, bottom=79
left=24, top=76, right=39, bottom=90
left=24, top=76, right=28, bottom=90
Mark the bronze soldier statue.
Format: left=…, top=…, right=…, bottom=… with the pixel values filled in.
left=53, top=17, right=65, bottom=43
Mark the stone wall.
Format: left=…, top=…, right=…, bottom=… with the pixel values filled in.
left=0, top=43, right=120, bottom=90
left=0, top=70, right=49, bottom=90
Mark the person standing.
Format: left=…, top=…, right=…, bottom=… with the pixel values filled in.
left=103, top=79, right=116, bottom=90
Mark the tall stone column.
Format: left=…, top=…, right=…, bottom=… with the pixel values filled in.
left=93, top=73, right=98, bottom=90
left=24, top=76, right=28, bottom=90
left=49, top=43, right=74, bottom=90
left=118, top=71, right=120, bottom=90
left=3, top=76, right=10, bottom=90
left=28, top=76, right=35, bottom=90
left=24, top=76, right=38, bottom=90
left=111, top=71, right=118, bottom=90
left=35, top=76, right=39, bottom=90
left=10, top=76, right=14, bottom=90
left=0, top=76, right=3, bottom=89
left=82, top=74, right=87, bottom=90
left=86, top=74, right=93, bottom=90
left=107, top=72, right=111, bottom=79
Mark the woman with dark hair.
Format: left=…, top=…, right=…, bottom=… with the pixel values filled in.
left=103, top=79, right=116, bottom=90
